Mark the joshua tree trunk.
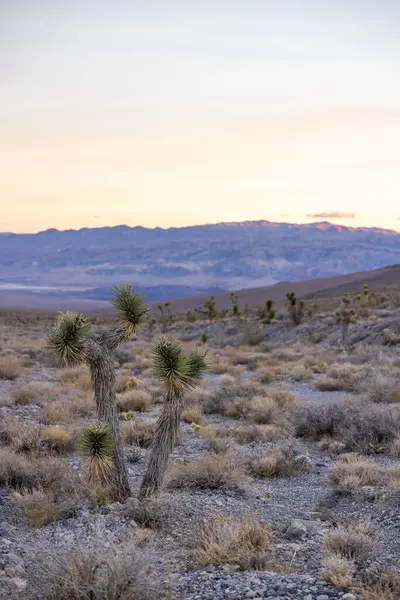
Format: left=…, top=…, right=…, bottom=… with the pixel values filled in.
left=139, top=390, right=182, bottom=499
left=87, top=337, right=131, bottom=501
left=341, top=322, right=349, bottom=351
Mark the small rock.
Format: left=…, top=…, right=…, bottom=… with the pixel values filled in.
left=342, top=594, right=357, bottom=600
left=286, top=519, right=307, bottom=540
left=303, top=595, right=313, bottom=600
left=316, top=595, right=329, bottom=600
left=10, top=577, right=27, bottom=593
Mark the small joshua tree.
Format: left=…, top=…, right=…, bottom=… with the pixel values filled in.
left=204, top=296, right=218, bottom=321
left=286, top=292, right=304, bottom=325
left=48, top=284, right=148, bottom=501
left=259, top=299, right=276, bottom=324
left=230, top=292, right=240, bottom=318
left=335, top=296, right=355, bottom=350
left=139, top=337, right=207, bottom=499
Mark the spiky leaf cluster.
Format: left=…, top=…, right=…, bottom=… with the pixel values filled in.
left=79, top=422, right=115, bottom=485
left=112, top=284, right=148, bottom=335
left=152, top=336, right=207, bottom=392
left=48, top=311, right=91, bottom=367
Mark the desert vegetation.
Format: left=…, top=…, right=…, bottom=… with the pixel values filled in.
left=0, top=283, right=399, bottom=598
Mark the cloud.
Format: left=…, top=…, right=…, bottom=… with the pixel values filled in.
left=307, top=212, right=356, bottom=219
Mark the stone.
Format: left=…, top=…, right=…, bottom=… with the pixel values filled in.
left=303, top=595, right=313, bottom=600
left=342, top=594, right=357, bottom=600
left=286, top=519, right=307, bottom=540
left=316, top=595, right=329, bottom=600
left=10, top=577, right=27, bottom=593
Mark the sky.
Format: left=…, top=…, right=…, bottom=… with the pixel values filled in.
left=1, top=0, right=400, bottom=233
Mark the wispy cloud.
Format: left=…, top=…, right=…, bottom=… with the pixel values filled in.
left=307, top=212, right=356, bottom=219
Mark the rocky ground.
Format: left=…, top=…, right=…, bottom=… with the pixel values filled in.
left=0, top=306, right=399, bottom=599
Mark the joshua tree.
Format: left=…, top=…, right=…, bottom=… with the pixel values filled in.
left=204, top=296, right=218, bottom=321
left=139, top=337, right=207, bottom=499
left=48, top=284, right=148, bottom=501
left=230, top=292, right=240, bottom=318
left=259, top=299, right=276, bottom=324
left=286, top=292, right=304, bottom=325
left=158, top=303, right=172, bottom=332
left=335, top=296, right=355, bottom=350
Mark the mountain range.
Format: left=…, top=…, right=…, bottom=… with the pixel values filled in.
left=0, top=220, right=399, bottom=307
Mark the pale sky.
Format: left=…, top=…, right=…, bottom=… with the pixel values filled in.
left=1, top=0, right=400, bottom=233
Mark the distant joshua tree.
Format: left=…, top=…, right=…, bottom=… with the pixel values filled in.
left=230, top=292, right=240, bottom=318
left=335, top=295, right=355, bottom=350
left=203, top=296, right=218, bottom=321
left=48, top=284, right=148, bottom=501
left=259, top=299, right=276, bottom=324
left=139, top=337, right=207, bottom=499
left=286, top=292, right=304, bottom=325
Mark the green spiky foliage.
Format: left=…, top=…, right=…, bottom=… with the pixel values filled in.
left=48, top=285, right=149, bottom=503
left=48, top=312, right=91, bottom=367
left=201, top=331, right=208, bottom=344
left=203, top=296, right=218, bottom=321
left=79, top=422, right=115, bottom=487
left=112, top=283, right=148, bottom=337
left=152, top=337, right=207, bottom=393
left=139, top=337, right=207, bottom=499
left=286, top=292, right=304, bottom=325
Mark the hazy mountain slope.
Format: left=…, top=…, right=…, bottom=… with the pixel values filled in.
left=0, top=220, right=399, bottom=303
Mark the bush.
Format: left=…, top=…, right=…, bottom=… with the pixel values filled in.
left=295, top=401, right=400, bottom=454
left=11, top=385, right=40, bottom=405
left=121, top=420, right=156, bottom=448
left=329, top=454, right=386, bottom=493
left=168, top=453, right=248, bottom=492
left=0, top=354, right=23, bottom=380
left=41, top=427, right=75, bottom=454
left=193, top=515, right=273, bottom=570
left=117, top=390, right=152, bottom=412
left=323, top=521, right=374, bottom=560
left=31, top=532, right=162, bottom=599
left=250, top=444, right=311, bottom=478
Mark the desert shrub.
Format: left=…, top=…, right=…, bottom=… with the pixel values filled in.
left=182, top=408, right=206, bottom=426
left=46, top=393, right=94, bottom=424
left=117, top=390, right=152, bottom=413
left=329, top=454, right=386, bottom=493
left=126, top=496, right=173, bottom=530
left=41, top=426, right=75, bottom=454
left=323, top=521, right=374, bottom=560
left=295, top=401, right=400, bottom=454
left=168, top=453, right=248, bottom=492
left=30, top=532, right=162, bottom=600
left=193, top=515, right=272, bottom=570
left=315, top=363, right=360, bottom=392
left=121, top=420, right=156, bottom=448
left=233, top=424, right=282, bottom=444
left=322, top=556, right=354, bottom=589
left=250, top=444, right=311, bottom=478
left=362, top=571, right=400, bottom=600
left=115, top=374, right=130, bottom=393
left=7, top=417, right=42, bottom=454
left=0, top=354, right=23, bottom=380
left=359, top=373, right=400, bottom=404
left=11, top=385, right=40, bottom=405
left=203, top=381, right=261, bottom=416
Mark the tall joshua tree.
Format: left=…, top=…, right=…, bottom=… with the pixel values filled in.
left=139, top=337, right=207, bottom=499
left=48, top=284, right=148, bottom=501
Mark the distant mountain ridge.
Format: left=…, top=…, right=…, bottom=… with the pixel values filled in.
left=0, top=220, right=399, bottom=303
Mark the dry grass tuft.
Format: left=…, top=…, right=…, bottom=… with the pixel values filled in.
left=46, top=393, right=94, bottom=424
left=0, top=354, right=23, bottom=380
left=41, top=426, right=75, bottom=454
left=182, top=408, right=207, bottom=426
left=121, top=419, right=156, bottom=448
left=250, top=444, right=311, bottom=478
left=31, top=532, right=162, bottom=599
left=168, top=452, right=248, bottom=493
left=329, top=454, right=386, bottom=493
left=117, top=389, right=152, bottom=413
left=315, top=363, right=359, bottom=392
left=11, top=385, right=40, bottom=405
left=362, top=572, right=400, bottom=600
left=322, top=556, right=354, bottom=589
left=126, top=496, right=173, bottom=530
left=323, top=521, right=374, bottom=560
left=193, top=514, right=273, bottom=570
